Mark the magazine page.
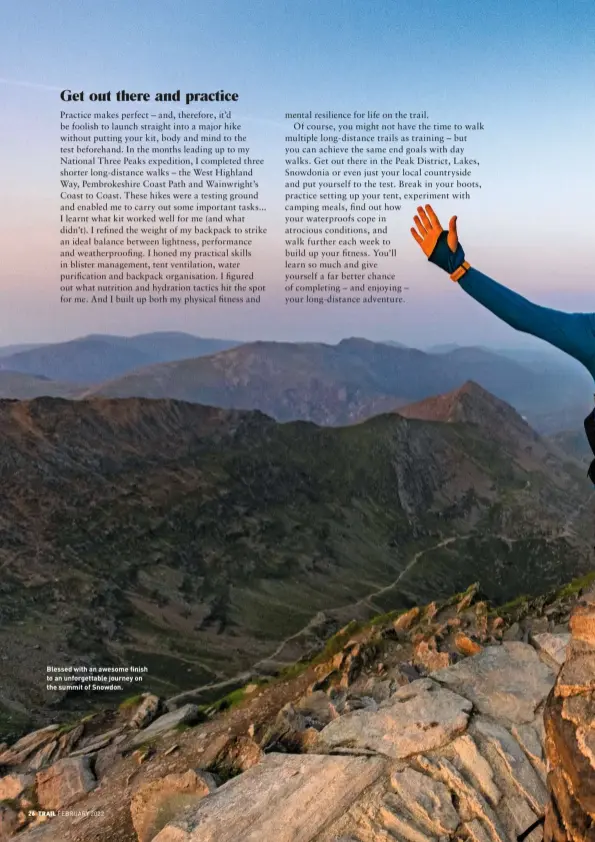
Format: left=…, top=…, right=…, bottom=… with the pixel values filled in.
left=1, top=1, right=594, bottom=839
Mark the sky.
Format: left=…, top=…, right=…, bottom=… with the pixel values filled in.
left=1, top=0, right=594, bottom=349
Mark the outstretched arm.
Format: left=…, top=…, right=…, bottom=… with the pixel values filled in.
left=457, top=266, right=595, bottom=366
left=411, top=205, right=595, bottom=374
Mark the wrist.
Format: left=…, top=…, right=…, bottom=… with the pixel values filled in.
left=451, top=261, right=471, bottom=282
left=428, top=230, right=466, bottom=275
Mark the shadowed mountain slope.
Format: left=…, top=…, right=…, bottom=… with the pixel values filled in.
left=0, top=387, right=590, bottom=727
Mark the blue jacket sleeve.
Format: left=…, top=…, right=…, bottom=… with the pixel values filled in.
left=458, top=267, right=595, bottom=378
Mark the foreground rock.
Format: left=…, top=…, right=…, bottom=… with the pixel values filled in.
left=199, top=734, right=263, bottom=779
left=0, top=773, right=33, bottom=801
left=36, top=756, right=96, bottom=810
left=150, top=638, right=560, bottom=842
left=0, top=804, right=19, bottom=839
left=5, top=580, right=589, bottom=842
left=151, top=754, right=386, bottom=841
left=318, top=678, right=472, bottom=758
left=544, top=586, right=595, bottom=842
left=433, top=642, right=555, bottom=724
left=131, top=769, right=218, bottom=842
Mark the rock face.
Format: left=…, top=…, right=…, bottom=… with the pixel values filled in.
left=153, top=640, right=563, bottom=842
left=318, top=678, right=472, bottom=758
left=433, top=642, right=555, bottom=724
left=543, top=586, right=595, bottom=842
left=35, top=756, right=96, bottom=810
left=151, top=754, right=386, bottom=842
left=5, top=582, right=590, bottom=842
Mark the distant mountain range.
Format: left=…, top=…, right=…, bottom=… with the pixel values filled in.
left=0, top=384, right=590, bottom=719
left=86, top=337, right=592, bottom=433
left=0, top=332, right=241, bottom=383
left=0, top=333, right=591, bottom=434
left=0, top=372, right=81, bottom=399
left=0, top=343, right=44, bottom=359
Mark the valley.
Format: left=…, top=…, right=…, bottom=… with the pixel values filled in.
left=0, top=382, right=591, bottom=731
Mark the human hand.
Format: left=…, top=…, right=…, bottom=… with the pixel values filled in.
left=411, top=204, right=458, bottom=257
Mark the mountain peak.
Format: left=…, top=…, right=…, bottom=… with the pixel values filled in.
left=397, top=380, right=539, bottom=441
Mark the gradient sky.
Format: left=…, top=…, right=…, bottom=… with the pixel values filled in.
left=1, top=0, right=594, bottom=349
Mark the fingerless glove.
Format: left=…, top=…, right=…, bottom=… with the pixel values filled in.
left=428, top=230, right=466, bottom=275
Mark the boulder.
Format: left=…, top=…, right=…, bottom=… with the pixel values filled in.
left=433, top=642, right=555, bottom=724
left=318, top=678, right=472, bottom=758
left=341, top=695, right=378, bottom=714
left=531, top=632, right=570, bottom=668
left=131, top=769, right=217, bottom=842
left=393, top=606, right=420, bottom=631
left=569, top=599, right=595, bottom=647
left=414, top=639, right=451, bottom=672
left=471, top=717, right=548, bottom=814
left=27, top=740, right=58, bottom=772
left=69, top=727, right=123, bottom=757
left=294, top=691, right=339, bottom=728
left=259, top=694, right=335, bottom=752
left=416, top=753, right=508, bottom=842
left=511, top=723, right=546, bottom=779
left=130, top=694, right=162, bottom=729
left=0, top=804, right=18, bottom=840
left=36, top=756, right=96, bottom=810
left=124, top=704, right=200, bottom=749
left=56, top=723, right=84, bottom=758
left=544, top=691, right=595, bottom=839
left=454, top=632, right=483, bottom=657
left=203, top=735, right=263, bottom=779
left=151, top=753, right=386, bottom=842
left=527, top=616, right=550, bottom=636
left=456, top=584, right=479, bottom=613
left=562, top=691, right=595, bottom=729
left=502, top=622, right=522, bottom=641
left=0, top=725, right=60, bottom=767
left=361, top=678, right=392, bottom=703
left=0, top=772, right=33, bottom=801
left=391, top=662, right=421, bottom=684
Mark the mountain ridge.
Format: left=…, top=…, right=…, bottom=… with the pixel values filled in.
left=0, top=332, right=241, bottom=384
left=0, top=385, right=590, bottom=727
left=84, top=338, right=585, bottom=431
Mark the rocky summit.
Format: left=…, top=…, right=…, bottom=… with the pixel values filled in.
left=0, top=576, right=592, bottom=841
